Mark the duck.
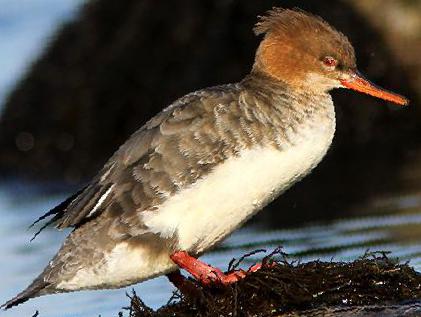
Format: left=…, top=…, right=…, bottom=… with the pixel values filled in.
left=2, top=7, right=408, bottom=309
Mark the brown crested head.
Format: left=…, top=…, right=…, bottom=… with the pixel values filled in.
left=253, top=8, right=355, bottom=91
left=252, top=8, right=408, bottom=105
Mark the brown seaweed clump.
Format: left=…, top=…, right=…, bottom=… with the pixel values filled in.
left=124, top=250, right=421, bottom=317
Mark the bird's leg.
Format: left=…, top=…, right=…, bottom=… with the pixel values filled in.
left=166, top=269, right=199, bottom=297
left=170, top=251, right=247, bottom=285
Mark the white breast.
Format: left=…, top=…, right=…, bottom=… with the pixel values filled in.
left=142, top=118, right=335, bottom=254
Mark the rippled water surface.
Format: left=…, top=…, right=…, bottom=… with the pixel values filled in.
left=1, top=184, right=421, bottom=317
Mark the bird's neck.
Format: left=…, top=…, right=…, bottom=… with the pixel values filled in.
left=242, top=71, right=334, bottom=115
left=239, top=71, right=336, bottom=149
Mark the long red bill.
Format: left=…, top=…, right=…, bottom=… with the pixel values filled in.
left=340, top=71, right=409, bottom=106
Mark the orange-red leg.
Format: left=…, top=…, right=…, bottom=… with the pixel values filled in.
left=170, top=251, right=258, bottom=286
left=166, top=269, right=199, bottom=297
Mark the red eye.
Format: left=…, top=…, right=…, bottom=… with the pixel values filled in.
left=323, top=56, right=338, bottom=68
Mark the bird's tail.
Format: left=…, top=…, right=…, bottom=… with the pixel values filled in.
left=1, top=277, right=50, bottom=310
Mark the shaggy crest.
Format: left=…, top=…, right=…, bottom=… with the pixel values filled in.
left=253, top=8, right=356, bottom=72
left=254, top=8, right=337, bottom=38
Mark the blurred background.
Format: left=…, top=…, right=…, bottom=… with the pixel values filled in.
left=0, top=1, right=420, bottom=316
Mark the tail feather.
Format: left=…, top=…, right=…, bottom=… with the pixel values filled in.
left=1, top=278, right=50, bottom=310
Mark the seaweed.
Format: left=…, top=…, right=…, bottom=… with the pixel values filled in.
left=125, top=250, right=421, bottom=316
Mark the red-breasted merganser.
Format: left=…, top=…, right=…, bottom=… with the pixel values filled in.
left=3, top=7, right=408, bottom=309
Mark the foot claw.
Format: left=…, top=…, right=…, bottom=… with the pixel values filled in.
left=247, top=261, right=276, bottom=273
left=202, top=268, right=247, bottom=285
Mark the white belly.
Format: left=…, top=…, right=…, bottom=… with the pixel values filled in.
left=142, top=123, right=335, bottom=254
left=57, top=242, right=177, bottom=290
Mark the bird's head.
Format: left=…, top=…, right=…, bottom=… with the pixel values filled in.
left=253, top=8, right=408, bottom=106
